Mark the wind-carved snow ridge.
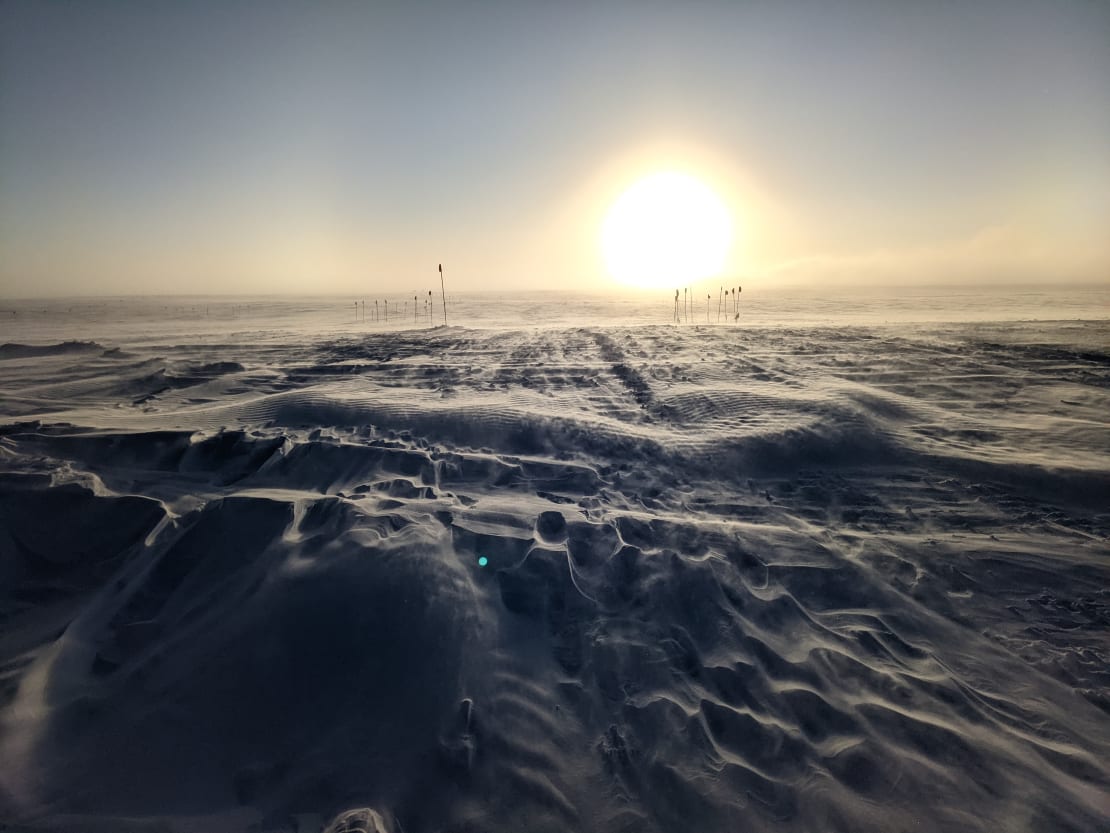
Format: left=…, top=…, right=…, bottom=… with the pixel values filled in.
left=0, top=317, right=1107, bottom=832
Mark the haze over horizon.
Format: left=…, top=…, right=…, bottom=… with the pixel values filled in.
left=2, top=0, right=1108, bottom=298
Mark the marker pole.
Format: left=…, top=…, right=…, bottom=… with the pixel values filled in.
left=439, top=264, right=448, bottom=325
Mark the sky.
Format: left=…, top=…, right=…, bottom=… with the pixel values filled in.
left=1, top=0, right=1108, bottom=297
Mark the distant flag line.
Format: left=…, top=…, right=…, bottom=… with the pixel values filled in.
left=671, top=284, right=742, bottom=325
left=350, top=264, right=448, bottom=329
left=353, top=270, right=744, bottom=330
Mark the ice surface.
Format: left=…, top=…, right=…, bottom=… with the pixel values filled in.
left=0, top=289, right=1107, bottom=832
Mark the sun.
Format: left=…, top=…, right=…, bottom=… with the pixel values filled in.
left=601, top=171, right=733, bottom=289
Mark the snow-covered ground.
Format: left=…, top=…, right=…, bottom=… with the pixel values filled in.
left=1, top=290, right=1108, bottom=832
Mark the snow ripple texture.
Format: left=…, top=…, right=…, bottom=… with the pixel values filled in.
left=0, top=310, right=1107, bottom=833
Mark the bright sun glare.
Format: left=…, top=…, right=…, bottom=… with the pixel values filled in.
left=602, top=172, right=733, bottom=289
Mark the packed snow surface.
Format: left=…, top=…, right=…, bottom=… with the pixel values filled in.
left=0, top=289, right=1108, bottom=832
